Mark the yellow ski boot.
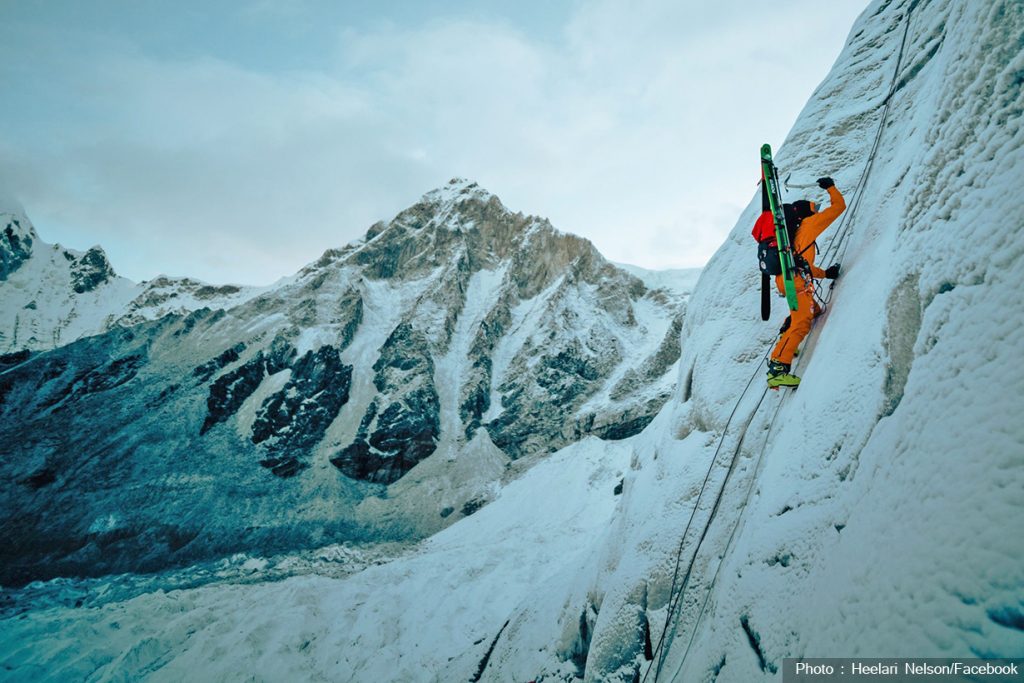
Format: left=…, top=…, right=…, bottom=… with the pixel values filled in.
left=767, top=360, right=800, bottom=389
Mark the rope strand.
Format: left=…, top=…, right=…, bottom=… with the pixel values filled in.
left=643, top=5, right=917, bottom=680
left=641, top=347, right=771, bottom=682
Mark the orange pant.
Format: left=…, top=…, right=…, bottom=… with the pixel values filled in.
left=771, top=275, right=815, bottom=365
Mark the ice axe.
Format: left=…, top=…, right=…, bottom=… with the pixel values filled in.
left=783, top=173, right=822, bottom=191
left=783, top=173, right=851, bottom=192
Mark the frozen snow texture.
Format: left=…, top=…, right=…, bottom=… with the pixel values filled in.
left=553, top=0, right=1024, bottom=680
left=2, top=0, right=1023, bottom=680
left=1, top=438, right=632, bottom=682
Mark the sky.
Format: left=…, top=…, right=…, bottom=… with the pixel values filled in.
left=0, top=0, right=871, bottom=285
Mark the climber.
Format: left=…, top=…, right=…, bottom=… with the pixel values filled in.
left=767, top=176, right=845, bottom=388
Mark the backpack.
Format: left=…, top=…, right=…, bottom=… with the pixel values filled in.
left=753, top=203, right=809, bottom=276
left=753, top=185, right=813, bottom=320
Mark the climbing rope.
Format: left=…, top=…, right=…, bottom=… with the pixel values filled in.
left=815, top=0, right=917, bottom=307
left=667, top=390, right=788, bottom=682
left=643, top=4, right=917, bottom=680
left=642, top=352, right=771, bottom=683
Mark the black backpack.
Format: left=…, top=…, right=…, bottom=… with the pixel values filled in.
left=753, top=187, right=813, bottom=320
left=756, top=203, right=808, bottom=277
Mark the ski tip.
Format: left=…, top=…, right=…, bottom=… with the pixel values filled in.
left=761, top=143, right=772, bottom=155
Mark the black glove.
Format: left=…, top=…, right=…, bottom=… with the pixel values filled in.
left=817, top=177, right=835, bottom=189
left=825, top=263, right=841, bottom=279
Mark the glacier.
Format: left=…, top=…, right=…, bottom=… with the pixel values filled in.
left=0, top=178, right=692, bottom=587
left=1, top=0, right=1023, bottom=680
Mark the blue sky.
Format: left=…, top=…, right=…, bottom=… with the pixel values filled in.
left=0, top=0, right=870, bottom=285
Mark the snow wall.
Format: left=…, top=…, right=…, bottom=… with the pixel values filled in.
left=484, top=0, right=1024, bottom=680
left=2, top=0, right=1022, bottom=681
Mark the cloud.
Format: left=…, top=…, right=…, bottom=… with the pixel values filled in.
left=0, top=0, right=870, bottom=284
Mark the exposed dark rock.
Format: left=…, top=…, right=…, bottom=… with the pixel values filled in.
left=372, top=322, right=430, bottom=380
left=486, top=333, right=619, bottom=459
left=200, top=353, right=269, bottom=435
left=330, top=401, right=379, bottom=480
left=459, top=360, right=491, bottom=440
left=0, top=349, right=32, bottom=372
left=79, top=354, right=144, bottom=393
left=333, top=387, right=439, bottom=484
left=368, top=325, right=440, bottom=476
left=265, top=335, right=298, bottom=374
left=740, top=615, right=775, bottom=674
left=258, top=457, right=309, bottom=478
left=331, top=440, right=376, bottom=481
left=70, top=247, right=115, bottom=293
left=38, top=354, right=146, bottom=410
left=250, top=346, right=352, bottom=477
left=193, top=342, right=247, bottom=382
left=197, top=336, right=296, bottom=434
left=593, top=411, right=661, bottom=441
left=470, top=619, right=509, bottom=683
left=331, top=322, right=441, bottom=484
left=338, top=295, right=363, bottom=351
left=20, top=467, right=57, bottom=489
left=0, top=220, right=33, bottom=280
left=461, top=498, right=486, bottom=516
left=368, top=390, right=438, bottom=458
left=194, top=284, right=241, bottom=298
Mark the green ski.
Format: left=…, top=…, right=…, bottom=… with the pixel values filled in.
left=760, top=144, right=799, bottom=311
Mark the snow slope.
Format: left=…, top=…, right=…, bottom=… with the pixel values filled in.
left=614, top=264, right=702, bottom=298
left=0, top=179, right=693, bottom=586
left=0, top=437, right=633, bottom=682
left=2, top=0, right=1022, bottom=681
left=0, top=211, right=265, bottom=353
left=483, top=0, right=1024, bottom=679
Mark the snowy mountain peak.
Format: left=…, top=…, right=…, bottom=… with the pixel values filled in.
left=395, top=176, right=505, bottom=236
left=0, top=223, right=265, bottom=353
left=324, top=178, right=613, bottom=294
left=2, top=1, right=1022, bottom=679
left=0, top=174, right=696, bottom=586
left=421, top=176, right=494, bottom=206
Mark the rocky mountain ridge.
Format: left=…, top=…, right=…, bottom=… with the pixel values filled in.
left=3, top=2, right=1022, bottom=680
left=0, top=178, right=696, bottom=586
left=0, top=210, right=263, bottom=353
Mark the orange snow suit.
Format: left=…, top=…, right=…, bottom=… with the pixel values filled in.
left=770, top=186, right=846, bottom=365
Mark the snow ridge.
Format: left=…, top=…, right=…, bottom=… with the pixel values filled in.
left=0, top=212, right=265, bottom=354
left=0, top=176, right=694, bottom=592
left=4, top=1, right=1020, bottom=680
